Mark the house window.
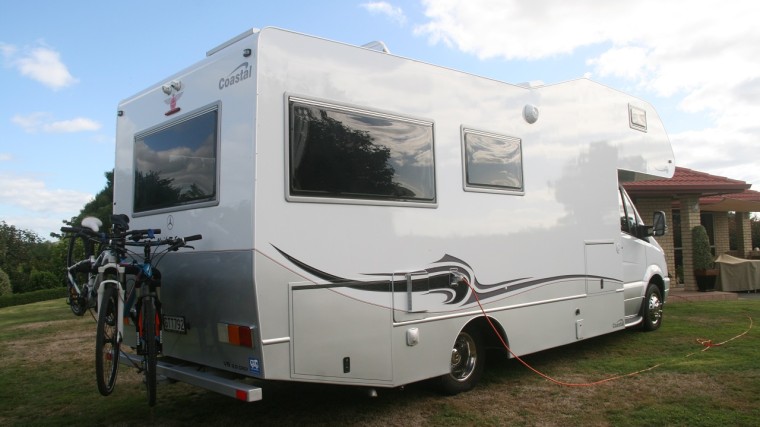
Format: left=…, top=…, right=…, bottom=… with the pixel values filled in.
left=288, top=97, right=436, bottom=204
left=462, top=129, right=523, bottom=194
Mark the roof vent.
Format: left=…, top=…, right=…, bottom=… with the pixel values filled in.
left=361, top=40, right=390, bottom=54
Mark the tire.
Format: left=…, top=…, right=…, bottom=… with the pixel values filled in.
left=438, top=327, right=485, bottom=395
left=96, top=284, right=120, bottom=396
left=142, top=297, right=158, bottom=406
left=641, top=283, right=663, bottom=331
left=66, top=233, right=94, bottom=316
left=68, top=285, right=87, bottom=317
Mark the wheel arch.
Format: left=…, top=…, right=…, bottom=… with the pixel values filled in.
left=463, top=315, right=509, bottom=353
left=646, top=273, right=666, bottom=304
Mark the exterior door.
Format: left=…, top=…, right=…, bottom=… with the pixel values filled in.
left=619, top=187, right=649, bottom=319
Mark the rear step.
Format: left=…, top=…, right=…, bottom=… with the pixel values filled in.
left=119, top=352, right=263, bottom=402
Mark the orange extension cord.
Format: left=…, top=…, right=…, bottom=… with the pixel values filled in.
left=463, top=276, right=753, bottom=387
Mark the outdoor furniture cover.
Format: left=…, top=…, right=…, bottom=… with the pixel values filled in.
left=715, top=254, right=760, bottom=292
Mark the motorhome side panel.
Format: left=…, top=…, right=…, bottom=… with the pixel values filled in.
left=114, top=32, right=263, bottom=371
left=251, top=28, right=630, bottom=385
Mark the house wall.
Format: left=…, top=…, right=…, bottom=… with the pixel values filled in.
left=714, top=212, right=730, bottom=256
left=737, top=212, right=753, bottom=255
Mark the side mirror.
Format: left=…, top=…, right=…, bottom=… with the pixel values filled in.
left=651, top=211, right=667, bottom=236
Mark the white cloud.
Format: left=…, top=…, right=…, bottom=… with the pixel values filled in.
left=0, top=153, right=12, bottom=162
left=0, top=173, right=94, bottom=240
left=2, top=42, right=78, bottom=90
left=12, top=112, right=101, bottom=133
left=0, top=42, right=17, bottom=57
left=415, top=0, right=760, bottom=189
left=0, top=174, right=93, bottom=214
left=587, top=46, right=651, bottom=82
left=361, top=2, right=407, bottom=25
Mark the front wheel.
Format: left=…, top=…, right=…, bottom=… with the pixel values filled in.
left=142, top=298, right=158, bottom=406
left=641, top=283, right=663, bottom=331
left=96, top=284, right=120, bottom=396
left=438, top=327, right=485, bottom=395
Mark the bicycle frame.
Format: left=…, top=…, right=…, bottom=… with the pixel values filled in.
left=65, top=233, right=124, bottom=315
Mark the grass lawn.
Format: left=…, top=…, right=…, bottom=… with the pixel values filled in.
left=1, top=298, right=758, bottom=426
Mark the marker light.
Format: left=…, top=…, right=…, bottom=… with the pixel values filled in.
left=217, top=322, right=255, bottom=348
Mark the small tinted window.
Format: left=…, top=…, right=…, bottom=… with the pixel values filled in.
left=463, top=129, right=523, bottom=193
left=619, top=188, right=643, bottom=235
left=289, top=98, right=435, bottom=204
left=133, top=106, right=219, bottom=213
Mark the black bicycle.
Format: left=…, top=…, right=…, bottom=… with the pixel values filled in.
left=61, top=217, right=108, bottom=316
left=120, top=229, right=201, bottom=406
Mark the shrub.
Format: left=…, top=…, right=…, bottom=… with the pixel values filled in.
left=0, top=287, right=67, bottom=308
left=691, top=225, right=714, bottom=270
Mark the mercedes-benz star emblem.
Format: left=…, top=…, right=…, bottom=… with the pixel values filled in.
left=167, top=215, right=174, bottom=230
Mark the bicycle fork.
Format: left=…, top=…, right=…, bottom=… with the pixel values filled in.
left=97, top=279, right=126, bottom=356
left=96, top=262, right=128, bottom=359
left=133, top=295, right=163, bottom=355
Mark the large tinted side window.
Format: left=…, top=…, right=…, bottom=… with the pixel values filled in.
left=133, top=106, right=219, bottom=214
left=462, top=129, right=523, bottom=194
left=288, top=98, right=435, bottom=204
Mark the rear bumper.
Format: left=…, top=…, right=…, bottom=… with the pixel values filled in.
left=119, top=352, right=262, bottom=402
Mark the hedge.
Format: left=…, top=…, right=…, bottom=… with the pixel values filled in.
left=0, top=287, right=68, bottom=309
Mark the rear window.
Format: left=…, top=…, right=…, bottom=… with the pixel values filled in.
left=133, top=105, right=219, bottom=214
left=288, top=97, right=436, bottom=205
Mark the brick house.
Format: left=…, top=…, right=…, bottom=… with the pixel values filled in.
left=623, top=167, right=760, bottom=291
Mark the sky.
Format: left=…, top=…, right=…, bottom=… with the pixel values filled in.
left=1, top=0, right=759, bottom=239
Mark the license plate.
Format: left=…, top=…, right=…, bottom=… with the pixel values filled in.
left=163, top=315, right=186, bottom=334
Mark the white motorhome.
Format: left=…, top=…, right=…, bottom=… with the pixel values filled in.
left=114, top=27, right=674, bottom=401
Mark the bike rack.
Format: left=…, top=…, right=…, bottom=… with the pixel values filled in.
left=119, top=353, right=263, bottom=402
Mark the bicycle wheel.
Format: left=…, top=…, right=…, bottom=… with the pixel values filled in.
left=96, top=284, right=120, bottom=396
left=66, top=233, right=95, bottom=316
left=66, top=233, right=88, bottom=316
left=142, top=297, right=157, bottom=406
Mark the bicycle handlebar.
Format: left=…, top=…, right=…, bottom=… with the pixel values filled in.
left=127, top=229, right=161, bottom=241
left=61, top=222, right=200, bottom=252
left=60, top=225, right=161, bottom=241
left=124, top=234, right=202, bottom=248
left=60, top=226, right=100, bottom=237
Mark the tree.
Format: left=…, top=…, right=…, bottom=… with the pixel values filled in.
left=0, top=267, right=11, bottom=296
left=48, top=170, right=116, bottom=288
left=0, top=171, right=114, bottom=294
left=0, top=221, right=45, bottom=293
left=70, top=170, right=114, bottom=231
left=28, top=269, right=59, bottom=292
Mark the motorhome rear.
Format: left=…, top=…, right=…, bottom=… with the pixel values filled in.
left=114, top=27, right=674, bottom=400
